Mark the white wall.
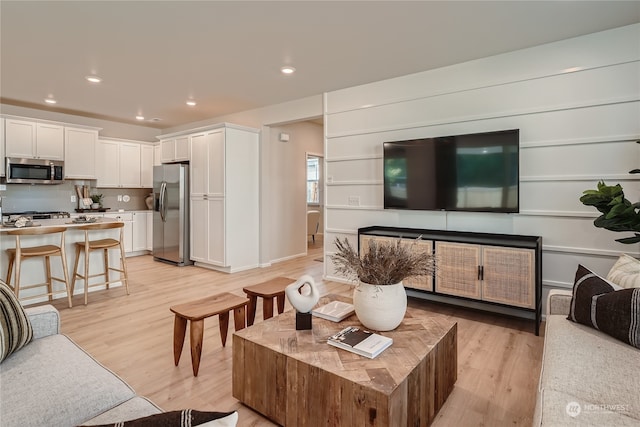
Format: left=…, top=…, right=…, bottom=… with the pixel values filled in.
left=266, top=121, right=323, bottom=263
left=323, top=24, right=640, bottom=308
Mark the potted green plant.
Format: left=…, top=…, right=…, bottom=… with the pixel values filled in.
left=580, top=181, right=640, bottom=244
left=330, top=237, right=436, bottom=330
left=90, top=194, right=103, bottom=210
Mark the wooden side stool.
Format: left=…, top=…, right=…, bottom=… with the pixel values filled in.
left=242, top=277, right=295, bottom=326
left=170, top=292, right=248, bottom=376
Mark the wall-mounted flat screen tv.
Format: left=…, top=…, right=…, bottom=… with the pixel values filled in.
left=383, top=129, right=519, bottom=213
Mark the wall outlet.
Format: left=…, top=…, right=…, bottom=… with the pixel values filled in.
left=71, top=195, right=77, bottom=203
left=117, top=195, right=123, bottom=202
left=348, top=196, right=360, bottom=206
left=0, top=184, right=6, bottom=191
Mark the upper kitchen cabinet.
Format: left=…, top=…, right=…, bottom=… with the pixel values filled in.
left=64, top=127, right=98, bottom=179
left=160, top=136, right=189, bottom=163
left=140, top=144, right=154, bottom=188
left=0, top=118, right=5, bottom=176
left=5, top=118, right=64, bottom=160
left=95, top=138, right=142, bottom=188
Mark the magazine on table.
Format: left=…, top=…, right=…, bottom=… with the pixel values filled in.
left=312, top=301, right=355, bottom=322
left=327, top=326, right=393, bottom=359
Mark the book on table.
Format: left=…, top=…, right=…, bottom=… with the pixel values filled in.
left=312, top=301, right=355, bottom=322
left=327, top=326, right=393, bottom=359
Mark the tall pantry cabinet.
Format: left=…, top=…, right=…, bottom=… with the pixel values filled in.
left=189, top=124, right=259, bottom=273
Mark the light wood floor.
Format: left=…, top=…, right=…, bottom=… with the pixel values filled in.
left=48, top=237, right=544, bottom=426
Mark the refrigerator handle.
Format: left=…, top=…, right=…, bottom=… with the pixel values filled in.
left=159, top=181, right=167, bottom=222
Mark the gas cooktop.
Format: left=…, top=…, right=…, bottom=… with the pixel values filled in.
left=2, top=211, right=71, bottom=220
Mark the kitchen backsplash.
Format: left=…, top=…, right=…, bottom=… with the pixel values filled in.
left=0, top=181, right=152, bottom=213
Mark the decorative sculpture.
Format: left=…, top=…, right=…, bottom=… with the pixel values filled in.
left=285, top=275, right=320, bottom=330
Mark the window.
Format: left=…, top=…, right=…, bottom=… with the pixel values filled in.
left=307, top=156, right=319, bottom=204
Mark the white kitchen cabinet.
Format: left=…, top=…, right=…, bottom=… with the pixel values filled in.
left=153, top=144, right=162, bottom=166
left=5, top=118, right=64, bottom=160
left=189, top=124, right=259, bottom=272
left=64, top=127, right=98, bottom=179
left=132, top=211, right=148, bottom=253
left=160, top=136, right=189, bottom=163
left=96, top=138, right=142, bottom=188
left=0, top=118, right=5, bottom=176
left=145, top=211, right=153, bottom=250
left=104, top=212, right=133, bottom=254
left=140, top=144, right=154, bottom=188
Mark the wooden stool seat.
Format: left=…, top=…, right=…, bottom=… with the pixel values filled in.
left=71, top=222, right=130, bottom=305
left=170, top=292, right=248, bottom=376
left=5, top=226, right=72, bottom=308
left=242, top=277, right=294, bottom=326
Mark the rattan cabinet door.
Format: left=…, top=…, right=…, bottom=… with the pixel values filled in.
left=403, top=239, right=433, bottom=292
left=481, top=246, right=535, bottom=309
left=359, top=235, right=434, bottom=291
left=435, top=242, right=481, bottom=299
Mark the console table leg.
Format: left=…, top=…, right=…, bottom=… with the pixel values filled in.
left=173, top=315, right=187, bottom=366
left=263, top=297, right=274, bottom=320
left=219, top=311, right=230, bottom=347
left=276, top=294, right=285, bottom=314
left=190, top=319, right=204, bottom=376
left=247, top=296, right=257, bottom=326
left=234, top=305, right=246, bottom=331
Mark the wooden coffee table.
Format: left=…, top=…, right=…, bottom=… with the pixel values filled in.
left=232, top=295, right=457, bottom=426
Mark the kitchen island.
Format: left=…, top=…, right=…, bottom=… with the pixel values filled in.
left=0, top=218, right=127, bottom=305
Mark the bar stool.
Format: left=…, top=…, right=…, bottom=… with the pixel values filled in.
left=5, top=226, right=73, bottom=308
left=71, top=222, right=130, bottom=305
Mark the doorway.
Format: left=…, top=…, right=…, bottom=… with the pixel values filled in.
left=306, top=153, right=324, bottom=249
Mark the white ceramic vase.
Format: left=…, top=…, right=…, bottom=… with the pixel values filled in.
left=353, top=281, right=407, bottom=331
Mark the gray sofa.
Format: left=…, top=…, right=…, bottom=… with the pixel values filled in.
left=0, top=305, right=161, bottom=427
left=533, top=289, right=640, bottom=426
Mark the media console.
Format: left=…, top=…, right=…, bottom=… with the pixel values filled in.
left=358, top=226, right=542, bottom=335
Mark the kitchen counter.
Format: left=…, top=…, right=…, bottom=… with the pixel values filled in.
left=0, top=217, right=121, bottom=232
left=0, top=218, right=127, bottom=305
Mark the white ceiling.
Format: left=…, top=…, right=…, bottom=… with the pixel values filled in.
left=1, top=1, right=639, bottom=130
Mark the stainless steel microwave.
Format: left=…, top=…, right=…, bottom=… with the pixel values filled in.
left=6, top=157, right=64, bottom=184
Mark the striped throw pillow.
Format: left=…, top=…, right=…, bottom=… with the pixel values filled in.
left=0, top=279, right=33, bottom=363
left=607, top=253, right=640, bottom=289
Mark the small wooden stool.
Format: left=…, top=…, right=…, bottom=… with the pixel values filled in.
left=170, top=292, right=248, bottom=376
left=243, top=277, right=294, bottom=326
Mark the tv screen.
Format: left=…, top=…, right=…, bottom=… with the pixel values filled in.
left=383, top=129, right=519, bottom=213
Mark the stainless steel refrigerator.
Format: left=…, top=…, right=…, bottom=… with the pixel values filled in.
left=153, top=163, right=192, bottom=266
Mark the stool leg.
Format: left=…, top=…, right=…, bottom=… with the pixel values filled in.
left=71, top=246, right=82, bottom=296
left=45, top=255, right=53, bottom=301
left=84, top=243, right=90, bottom=305
left=59, top=245, right=73, bottom=308
left=276, top=293, right=286, bottom=314
left=247, top=295, right=258, bottom=326
left=103, top=249, right=110, bottom=289
left=119, top=240, right=130, bottom=295
left=190, top=319, right=204, bottom=376
left=234, top=305, right=246, bottom=331
left=6, top=255, right=15, bottom=291
left=173, top=315, right=187, bottom=366
left=263, top=297, right=274, bottom=320
left=14, top=255, right=21, bottom=300
left=219, top=311, right=230, bottom=347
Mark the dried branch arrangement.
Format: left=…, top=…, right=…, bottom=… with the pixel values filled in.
left=331, top=237, right=436, bottom=286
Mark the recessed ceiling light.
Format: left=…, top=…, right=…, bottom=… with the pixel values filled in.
left=136, top=115, right=145, bottom=121
left=281, top=66, right=296, bottom=75
left=44, top=98, right=57, bottom=104
left=86, top=75, right=102, bottom=83
left=186, top=100, right=196, bottom=106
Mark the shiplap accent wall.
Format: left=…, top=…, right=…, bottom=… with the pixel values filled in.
left=323, top=24, right=640, bottom=308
